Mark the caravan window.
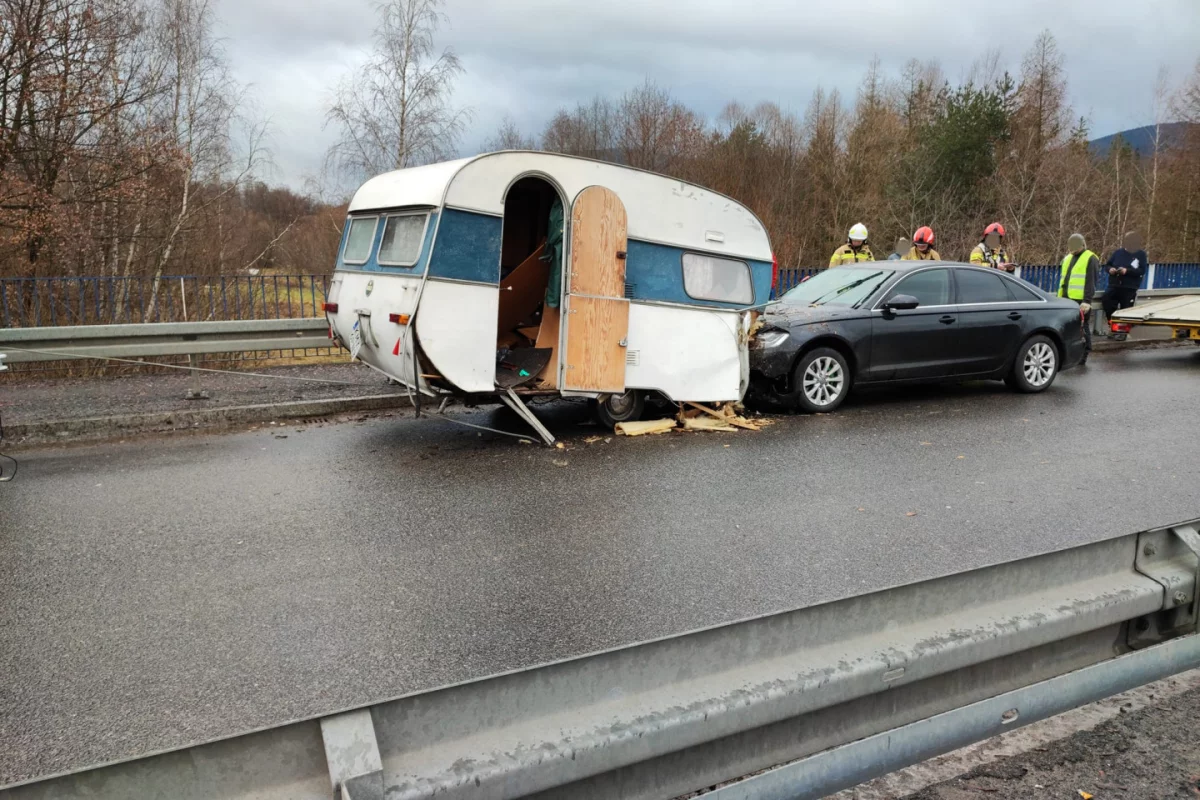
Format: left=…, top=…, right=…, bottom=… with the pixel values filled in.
left=682, top=253, right=753, bottom=304
left=342, top=216, right=379, bottom=265
left=378, top=213, right=429, bottom=266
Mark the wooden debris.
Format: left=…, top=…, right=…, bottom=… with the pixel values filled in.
left=683, top=417, right=737, bottom=432
left=615, top=418, right=676, bottom=436
left=679, top=400, right=771, bottom=432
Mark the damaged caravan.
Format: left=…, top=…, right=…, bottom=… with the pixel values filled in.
left=324, top=152, right=774, bottom=444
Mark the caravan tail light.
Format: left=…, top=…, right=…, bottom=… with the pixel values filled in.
left=389, top=313, right=410, bottom=325
left=1111, top=322, right=1131, bottom=333
left=322, top=302, right=339, bottom=313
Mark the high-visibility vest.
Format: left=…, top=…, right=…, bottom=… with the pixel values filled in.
left=1059, top=250, right=1094, bottom=300
left=829, top=244, right=873, bottom=267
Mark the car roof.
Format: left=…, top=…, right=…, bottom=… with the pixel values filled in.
left=872, top=260, right=977, bottom=272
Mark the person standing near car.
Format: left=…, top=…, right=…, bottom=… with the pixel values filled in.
left=829, top=223, right=873, bottom=266
left=1059, top=233, right=1098, bottom=363
left=902, top=227, right=939, bottom=260
left=888, top=237, right=909, bottom=261
left=1102, top=231, right=1148, bottom=341
left=970, top=223, right=1014, bottom=272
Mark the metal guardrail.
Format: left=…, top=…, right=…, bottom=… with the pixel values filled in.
left=0, top=318, right=331, bottom=364
left=4, top=518, right=1198, bottom=800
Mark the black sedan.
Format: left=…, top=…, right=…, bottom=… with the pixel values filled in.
left=749, top=261, right=1086, bottom=413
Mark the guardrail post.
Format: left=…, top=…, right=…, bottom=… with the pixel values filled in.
left=185, top=354, right=209, bottom=400
left=1129, top=522, right=1200, bottom=648
left=320, top=709, right=384, bottom=800
left=0, top=353, right=6, bottom=372
left=1147, top=262, right=1157, bottom=291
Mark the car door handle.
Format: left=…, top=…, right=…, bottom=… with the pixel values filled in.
left=939, top=315, right=956, bottom=325
left=1008, top=311, right=1022, bottom=320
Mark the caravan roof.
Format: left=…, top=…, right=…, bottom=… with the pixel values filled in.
left=348, top=151, right=772, bottom=262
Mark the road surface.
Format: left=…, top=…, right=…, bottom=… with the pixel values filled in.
left=1, top=347, right=1198, bottom=786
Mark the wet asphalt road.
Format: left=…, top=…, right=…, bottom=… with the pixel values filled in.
left=1, top=347, right=1198, bottom=785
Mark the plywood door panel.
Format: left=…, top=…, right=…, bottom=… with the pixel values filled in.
left=570, top=187, right=627, bottom=297
left=563, top=295, right=628, bottom=393
left=564, top=186, right=630, bottom=392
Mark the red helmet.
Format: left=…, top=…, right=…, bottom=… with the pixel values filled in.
left=913, top=226, right=935, bottom=245
left=984, top=222, right=1005, bottom=237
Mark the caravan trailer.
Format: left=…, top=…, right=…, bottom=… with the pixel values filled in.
left=324, top=151, right=774, bottom=443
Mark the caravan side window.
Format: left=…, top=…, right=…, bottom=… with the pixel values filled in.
left=378, top=213, right=429, bottom=266
left=342, top=216, right=379, bottom=265
left=682, top=253, right=753, bottom=304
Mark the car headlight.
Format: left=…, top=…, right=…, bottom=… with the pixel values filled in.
left=756, top=330, right=790, bottom=349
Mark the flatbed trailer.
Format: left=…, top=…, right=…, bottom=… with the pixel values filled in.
left=1108, top=293, right=1200, bottom=342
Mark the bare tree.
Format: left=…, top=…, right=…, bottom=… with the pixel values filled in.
left=325, top=0, right=469, bottom=183
left=542, top=97, right=618, bottom=159
left=143, top=0, right=261, bottom=318
left=617, top=80, right=703, bottom=174
left=483, top=115, right=536, bottom=151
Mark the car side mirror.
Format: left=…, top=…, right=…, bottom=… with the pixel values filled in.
left=884, top=294, right=920, bottom=311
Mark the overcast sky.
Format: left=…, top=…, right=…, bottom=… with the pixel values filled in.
left=215, top=0, right=1200, bottom=194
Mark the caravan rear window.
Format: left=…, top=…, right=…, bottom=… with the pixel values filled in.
left=378, top=213, right=428, bottom=266
left=682, top=253, right=753, bottom=304
left=342, top=216, right=378, bottom=265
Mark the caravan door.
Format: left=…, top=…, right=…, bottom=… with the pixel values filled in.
left=562, top=186, right=630, bottom=393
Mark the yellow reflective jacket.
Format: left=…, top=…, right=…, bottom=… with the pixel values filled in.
left=829, top=244, right=874, bottom=267
left=902, top=246, right=940, bottom=261
left=969, top=243, right=1010, bottom=268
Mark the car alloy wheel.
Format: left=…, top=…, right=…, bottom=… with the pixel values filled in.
left=802, top=355, right=845, bottom=408
left=1023, top=341, right=1056, bottom=387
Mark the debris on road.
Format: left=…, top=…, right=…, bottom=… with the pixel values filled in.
left=615, top=402, right=772, bottom=436
left=615, top=419, right=676, bottom=436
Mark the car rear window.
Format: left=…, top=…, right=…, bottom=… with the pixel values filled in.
left=956, top=269, right=1010, bottom=304
left=1005, top=278, right=1045, bottom=301
left=342, top=216, right=378, bottom=265
left=888, top=268, right=952, bottom=307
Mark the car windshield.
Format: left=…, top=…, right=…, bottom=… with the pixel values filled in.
left=778, top=267, right=895, bottom=307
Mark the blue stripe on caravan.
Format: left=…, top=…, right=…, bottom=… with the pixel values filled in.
left=427, top=208, right=502, bottom=284
left=625, top=239, right=773, bottom=309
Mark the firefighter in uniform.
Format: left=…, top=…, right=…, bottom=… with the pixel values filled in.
left=829, top=223, right=873, bottom=266
left=902, top=226, right=940, bottom=260
left=970, top=223, right=1014, bottom=272
left=1059, top=233, right=1098, bottom=363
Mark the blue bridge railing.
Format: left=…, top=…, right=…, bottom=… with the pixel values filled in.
left=0, top=274, right=330, bottom=328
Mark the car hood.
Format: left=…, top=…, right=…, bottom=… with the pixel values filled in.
left=761, top=303, right=866, bottom=328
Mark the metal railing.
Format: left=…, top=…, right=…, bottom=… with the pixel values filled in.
left=3, top=518, right=1199, bottom=800
left=0, top=318, right=332, bottom=364
left=0, top=274, right=330, bottom=329
left=773, top=262, right=1200, bottom=298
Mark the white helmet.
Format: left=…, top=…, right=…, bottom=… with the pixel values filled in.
left=848, top=223, right=868, bottom=242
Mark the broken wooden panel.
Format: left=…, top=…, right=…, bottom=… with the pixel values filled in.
left=534, top=304, right=561, bottom=387
left=497, top=242, right=548, bottom=334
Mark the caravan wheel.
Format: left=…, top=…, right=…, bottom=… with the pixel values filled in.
left=591, top=390, right=645, bottom=429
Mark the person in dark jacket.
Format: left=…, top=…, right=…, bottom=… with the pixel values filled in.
left=1102, top=231, right=1147, bottom=341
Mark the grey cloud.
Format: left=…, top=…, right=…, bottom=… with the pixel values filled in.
left=216, top=0, right=1200, bottom=191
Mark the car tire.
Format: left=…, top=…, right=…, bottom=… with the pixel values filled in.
left=1007, top=335, right=1059, bottom=393
left=792, top=347, right=851, bottom=413
left=591, top=390, right=645, bottom=429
